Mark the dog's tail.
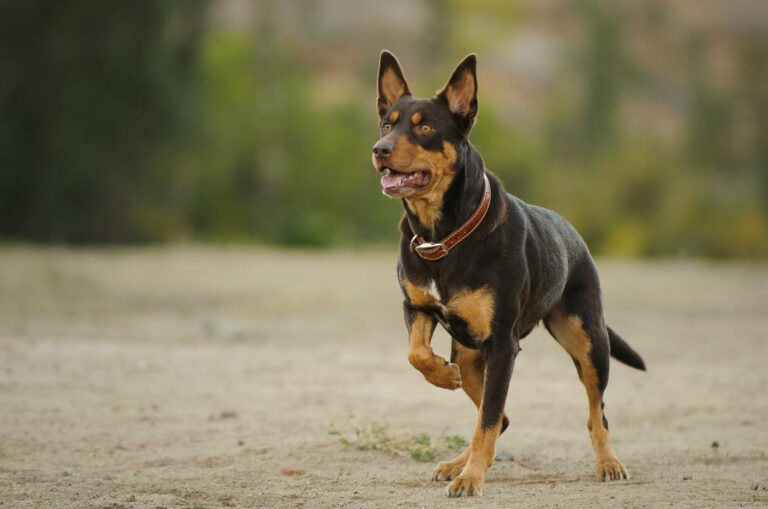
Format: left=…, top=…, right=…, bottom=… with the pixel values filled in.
left=607, top=326, right=646, bottom=371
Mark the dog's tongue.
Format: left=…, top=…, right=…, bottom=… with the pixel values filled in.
left=380, top=170, right=430, bottom=195
left=380, top=171, right=409, bottom=191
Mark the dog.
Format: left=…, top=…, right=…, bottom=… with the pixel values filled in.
left=371, top=51, right=646, bottom=497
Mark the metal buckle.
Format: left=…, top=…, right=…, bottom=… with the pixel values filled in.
left=410, top=234, right=420, bottom=252
left=410, top=234, right=448, bottom=258
left=414, top=241, right=448, bottom=255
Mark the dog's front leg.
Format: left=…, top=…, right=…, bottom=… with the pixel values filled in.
left=446, top=335, right=518, bottom=497
left=404, top=305, right=462, bottom=390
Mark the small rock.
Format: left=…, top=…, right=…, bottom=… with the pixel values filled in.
left=126, top=495, right=136, bottom=502
left=103, top=474, right=114, bottom=481
left=237, top=439, right=245, bottom=446
left=682, top=475, right=692, bottom=481
left=751, top=482, right=760, bottom=490
left=495, top=451, right=514, bottom=462
left=61, top=470, right=72, bottom=477
left=711, top=441, right=719, bottom=449
left=220, top=411, right=237, bottom=419
left=281, top=467, right=305, bottom=476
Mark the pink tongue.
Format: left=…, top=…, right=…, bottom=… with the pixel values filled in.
left=380, top=172, right=409, bottom=190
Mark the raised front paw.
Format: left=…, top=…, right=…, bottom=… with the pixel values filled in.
left=596, top=455, right=629, bottom=481
left=446, top=469, right=485, bottom=497
left=424, top=361, right=462, bottom=390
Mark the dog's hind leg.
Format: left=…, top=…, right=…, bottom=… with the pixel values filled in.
left=432, top=341, right=510, bottom=481
left=545, top=305, right=629, bottom=481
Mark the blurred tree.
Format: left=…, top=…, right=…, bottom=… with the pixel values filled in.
left=0, top=0, right=205, bottom=242
left=580, top=0, right=624, bottom=160
left=738, top=33, right=768, bottom=215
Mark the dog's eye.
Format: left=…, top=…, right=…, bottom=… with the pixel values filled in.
left=382, top=123, right=392, bottom=133
left=418, top=123, right=433, bottom=134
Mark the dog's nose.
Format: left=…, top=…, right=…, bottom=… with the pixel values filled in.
left=372, top=140, right=393, bottom=158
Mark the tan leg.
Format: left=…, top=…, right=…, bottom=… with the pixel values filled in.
left=546, top=308, right=628, bottom=481
left=432, top=341, right=486, bottom=481
left=407, top=312, right=462, bottom=390
left=446, top=411, right=502, bottom=496
left=446, top=338, right=517, bottom=497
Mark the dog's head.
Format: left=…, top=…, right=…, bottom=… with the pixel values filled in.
left=372, top=51, right=478, bottom=199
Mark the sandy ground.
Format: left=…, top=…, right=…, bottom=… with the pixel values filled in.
left=0, top=247, right=767, bottom=509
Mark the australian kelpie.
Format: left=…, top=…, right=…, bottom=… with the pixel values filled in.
left=371, top=51, right=645, bottom=497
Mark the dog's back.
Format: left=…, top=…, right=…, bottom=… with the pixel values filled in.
left=497, top=192, right=591, bottom=332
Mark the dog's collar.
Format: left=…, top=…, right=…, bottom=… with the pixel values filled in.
left=409, top=173, right=491, bottom=261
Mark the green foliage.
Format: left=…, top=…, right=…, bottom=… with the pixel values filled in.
left=156, top=27, right=397, bottom=246
left=0, top=1, right=766, bottom=256
left=331, top=421, right=467, bottom=462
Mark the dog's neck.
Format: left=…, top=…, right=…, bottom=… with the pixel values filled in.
left=403, top=141, right=487, bottom=241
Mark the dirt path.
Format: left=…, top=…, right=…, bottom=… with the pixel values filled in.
left=1, top=247, right=767, bottom=508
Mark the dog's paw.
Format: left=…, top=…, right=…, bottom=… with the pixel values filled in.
left=446, top=468, right=484, bottom=497
left=425, top=361, right=462, bottom=390
left=432, top=450, right=468, bottom=481
left=595, top=456, right=629, bottom=481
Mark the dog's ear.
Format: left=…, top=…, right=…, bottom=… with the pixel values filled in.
left=377, top=50, right=410, bottom=117
left=437, top=54, right=478, bottom=132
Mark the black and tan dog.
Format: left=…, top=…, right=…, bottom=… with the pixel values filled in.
left=372, top=51, right=646, bottom=497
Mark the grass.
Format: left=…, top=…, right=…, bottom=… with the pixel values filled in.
left=330, top=420, right=467, bottom=462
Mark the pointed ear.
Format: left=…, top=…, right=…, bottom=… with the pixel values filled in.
left=437, top=54, right=478, bottom=130
left=377, top=50, right=410, bottom=117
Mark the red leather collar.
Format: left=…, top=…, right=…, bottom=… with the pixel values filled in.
left=409, top=174, right=491, bottom=261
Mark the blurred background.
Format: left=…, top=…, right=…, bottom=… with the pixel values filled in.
left=1, top=0, right=767, bottom=257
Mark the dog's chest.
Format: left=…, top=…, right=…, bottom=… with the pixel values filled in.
left=402, top=278, right=495, bottom=343
left=425, top=279, right=445, bottom=308
left=403, top=278, right=448, bottom=310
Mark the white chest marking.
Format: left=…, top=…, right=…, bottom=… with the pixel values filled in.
left=427, top=279, right=442, bottom=302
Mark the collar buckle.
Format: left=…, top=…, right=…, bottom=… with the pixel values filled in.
left=410, top=235, right=448, bottom=256
left=414, top=241, right=448, bottom=255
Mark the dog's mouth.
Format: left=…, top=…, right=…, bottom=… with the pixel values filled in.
left=379, top=167, right=431, bottom=197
